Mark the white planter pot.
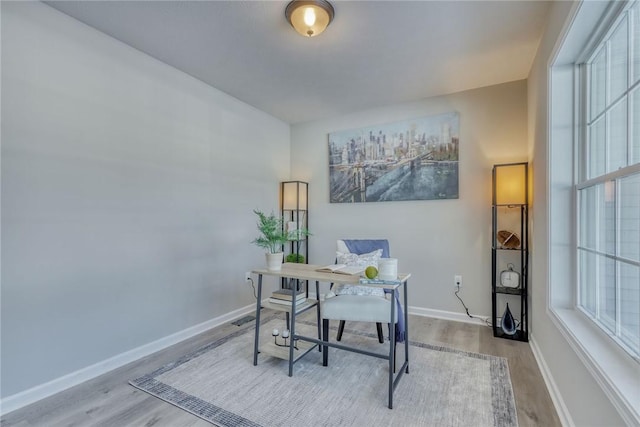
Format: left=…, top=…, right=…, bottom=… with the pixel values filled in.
left=265, top=252, right=284, bottom=271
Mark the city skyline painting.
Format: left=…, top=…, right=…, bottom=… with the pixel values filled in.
left=328, top=112, right=460, bottom=203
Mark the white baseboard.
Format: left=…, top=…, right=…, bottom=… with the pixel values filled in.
left=529, top=333, right=574, bottom=427
left=0, top=304, right=256, bottom=416
left=408, top=306, right=489, bottom=326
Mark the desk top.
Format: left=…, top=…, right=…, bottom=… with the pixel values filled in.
left=252, top=263, right=410, bottom=289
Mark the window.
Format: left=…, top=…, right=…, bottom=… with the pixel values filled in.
left=577, top=1, right=640, bottom=359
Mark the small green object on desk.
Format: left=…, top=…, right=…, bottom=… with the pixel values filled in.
left=365, top=266, right=378, bottom=279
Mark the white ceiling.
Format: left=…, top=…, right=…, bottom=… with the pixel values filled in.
left=45, top=1, right=552, bottom=124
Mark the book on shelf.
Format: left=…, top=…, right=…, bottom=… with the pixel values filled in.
left=271, top=288, right=306, bottom=301
left=358, top=278, right=401, bottom=285
left=315, top=264, right=364, bottom=276
left=268, top=297, right=308, bottom=306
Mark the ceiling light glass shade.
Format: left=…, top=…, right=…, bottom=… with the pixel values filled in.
left=286, top=0, right=334, bottom=37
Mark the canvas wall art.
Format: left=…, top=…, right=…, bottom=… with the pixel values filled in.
left=328, top=112, right=460, bottom=203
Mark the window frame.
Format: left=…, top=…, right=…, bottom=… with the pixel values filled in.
left=575, top=0, right=640, bottom=362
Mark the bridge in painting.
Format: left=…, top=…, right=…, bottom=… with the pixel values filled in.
left=330, top=151, right=435, bottom=203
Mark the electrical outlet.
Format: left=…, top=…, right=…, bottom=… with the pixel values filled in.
left=245, top=271, right=252, bottom=282
left=454, top=275, right=462, bottom=289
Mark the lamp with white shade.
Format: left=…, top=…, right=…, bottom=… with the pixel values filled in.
left=281, top=181, right=309, bottom=264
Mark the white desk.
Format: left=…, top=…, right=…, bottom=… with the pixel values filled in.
left=251, top=263, right=410, bottom=409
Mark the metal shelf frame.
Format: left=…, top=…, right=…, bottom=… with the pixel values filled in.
left=491, top=163, right=529, bottom=342
left=280, top=181, right=309, bottom=295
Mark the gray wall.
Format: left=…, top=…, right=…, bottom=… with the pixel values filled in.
left=1, top=2, right=289, bottom=398
left=290, top=81, right=530, bottom=318
left=528, top=1, right=626, bottom=425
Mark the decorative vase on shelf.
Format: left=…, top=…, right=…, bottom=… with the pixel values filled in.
left=500, top=303, right=517, bottom=336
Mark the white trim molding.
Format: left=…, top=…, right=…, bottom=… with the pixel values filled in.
left=408, top=306, right=489, bottom=326
left=549, top=308, right=640, bottom=426
left=529, top=333, right=576, bottom=427
left=0, top=304, right=256, bottom=416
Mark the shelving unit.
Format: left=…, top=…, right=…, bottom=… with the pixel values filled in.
left=280, top=181, right=309, bottom=293
left=491, top=163, right=529, bottom=342
left=251, top=266, right=322, bottom=368
left=260, top=300, right=320, bottom=361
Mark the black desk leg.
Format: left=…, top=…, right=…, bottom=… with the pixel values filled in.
left=316, top=281, right=322, bottom=351
left=388, top=289, right=396, bottom=410
left=253, top=274, right=263, bottom=366
left=322, top=319, right=329, bottom=366
left=288, top=293, right=296, bottom=377
left=404, top=281, right=409, bottom=374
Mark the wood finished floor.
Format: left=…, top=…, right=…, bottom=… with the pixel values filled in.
left=1, top=310, right=561, bottom=427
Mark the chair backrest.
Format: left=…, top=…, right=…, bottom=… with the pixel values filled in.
left=337, top=239, right=390, bottom=258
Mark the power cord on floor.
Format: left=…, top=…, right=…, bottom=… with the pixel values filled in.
left=454, top=286, right=492, bottom=327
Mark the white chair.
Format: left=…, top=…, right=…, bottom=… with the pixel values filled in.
left=321, top=239, right=403, bottom=370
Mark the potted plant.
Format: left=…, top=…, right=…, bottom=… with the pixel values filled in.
left=285, top=253, right=306, bottom=263
left=252, top=210, right=288, bottom=270
left=285, top=221, right=311, bottom=264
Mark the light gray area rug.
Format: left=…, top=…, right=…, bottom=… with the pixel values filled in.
left=130, top=316, right=517, bottom=427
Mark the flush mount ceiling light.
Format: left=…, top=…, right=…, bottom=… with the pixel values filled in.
left=285, top=0, right=334, bottom=37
